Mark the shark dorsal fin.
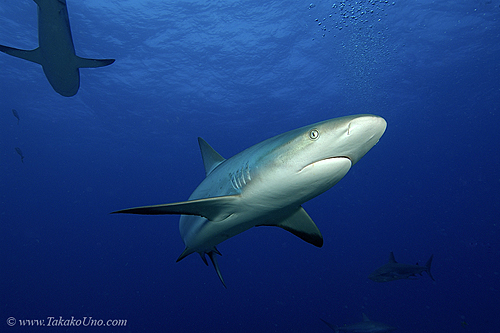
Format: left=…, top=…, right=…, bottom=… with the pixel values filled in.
left=257, top=207, right=323, bottom=247
left=362, top=313, right=370, bottom=322
left=389, top=252, right=397, bottom=263
left=198, top=137, right=225, bottom=176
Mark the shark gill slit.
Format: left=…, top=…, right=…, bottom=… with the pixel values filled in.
left=230, top=163, right=252, bottom=190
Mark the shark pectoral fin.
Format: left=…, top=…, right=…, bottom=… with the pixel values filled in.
left=257, top=207, right=323, bottom=247
left=111, top=195, right=240, bottom=222
left=0, top=45, right=42, bottom=65
left=76, top=56, right=115, bottom=68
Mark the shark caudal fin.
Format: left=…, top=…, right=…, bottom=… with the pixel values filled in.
left=425, top=254, right=435, bottom=281
left=0, top=45, right=42, bottom=65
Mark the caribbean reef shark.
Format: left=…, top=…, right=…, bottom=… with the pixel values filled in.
left=112, top=114, right=387, bottom=287
left=320, top=313, right=397, bottom=332
left=15, top=147, right=25, bottom=163
left=369, top=252, right=435, bottom=282
left=0, top=0, right=114, bottom=97
left=12, top=109, right=20, bottom=125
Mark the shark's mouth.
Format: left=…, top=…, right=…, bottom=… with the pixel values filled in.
left=299, top=156, right=352, bottom=173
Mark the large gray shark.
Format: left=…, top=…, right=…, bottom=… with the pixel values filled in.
left=112, top=114, right=387, bottom=287
left=320, top=313, right=397, bottom=332
left=368, top=252, right=435, bottom=282
left=0, top=0, right=114, bottom=97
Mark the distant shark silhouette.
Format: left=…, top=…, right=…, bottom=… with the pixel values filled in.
left=369, top=252, right=435, bottom=282
left=0, top=0, right=114, bottom=97
left=112, top=115, right=387, bottom=287
left=320, top=313, right=397, bottom=332
left=12, top=109, right=20, bottom=125
left=15, top=147, right=25, bottom=163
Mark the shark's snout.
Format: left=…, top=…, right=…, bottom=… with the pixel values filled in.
left=343, top=115, right=387, bottom=165
left=349, top=115, right=387, bottom=141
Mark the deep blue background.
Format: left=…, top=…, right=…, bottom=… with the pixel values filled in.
left=1, top=1, right=499, bottom=332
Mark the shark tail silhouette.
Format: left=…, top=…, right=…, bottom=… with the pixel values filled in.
left=425, top=254, right=435, bottom=281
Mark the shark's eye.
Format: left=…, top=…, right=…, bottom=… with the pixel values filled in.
left=309, top=129, right=320, bottom=140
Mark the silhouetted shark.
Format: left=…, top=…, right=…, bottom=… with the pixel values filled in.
left=15, top=147, right=24, bottom=163
left=112, top=115, right=387, bottom=287
left=12, top=109, right=20, bottom=125
left=320, top=313, right=397, bottom=332
left=369, top=252, right=434, bottom=282
left=0, top=0, right=114, bottom=96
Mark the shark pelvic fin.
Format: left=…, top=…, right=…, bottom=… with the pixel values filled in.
left=199, top=252, right=209, bottom=266
left=177, top=247, right=226, bottom=288
left=257, top=207, right=323, bottom=247
left=198, top=137, right=225, bottom=176
left=207, top=249, right=226, bottom=288
left=0, top=45, right=42, bottom=65
left=176, top=247, right=193, bottom=262
left=111, top=195, right=240, bottom=222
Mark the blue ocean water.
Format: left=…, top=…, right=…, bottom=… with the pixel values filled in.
left=1, top=0, right=499, bottom=332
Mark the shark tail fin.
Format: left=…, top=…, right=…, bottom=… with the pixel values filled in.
left=0, top=45, right=42, bottom=65
left=76, top=56, right=115, bottom=68
left=320, top=318, right=339, bottom=332
left=425, top=254, right=435, bottom=281
left=207, top=248, right=226, bottom=288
